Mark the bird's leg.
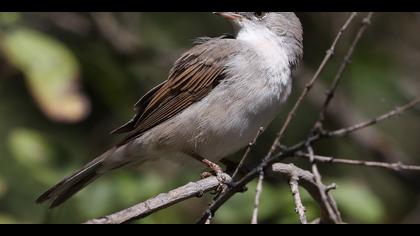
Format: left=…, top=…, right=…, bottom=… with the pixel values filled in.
left=201, top=159, right=223, bottom=176
left=190, top=153, right=232, bottom=186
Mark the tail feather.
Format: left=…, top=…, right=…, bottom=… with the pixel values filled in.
left=36, top=154, right=108, bottom=208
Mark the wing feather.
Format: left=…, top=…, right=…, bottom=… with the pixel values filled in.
left=112, top=38, right=240, bottom=146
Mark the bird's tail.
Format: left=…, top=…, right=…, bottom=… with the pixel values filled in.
left=36, top=149, right=125, bottom=208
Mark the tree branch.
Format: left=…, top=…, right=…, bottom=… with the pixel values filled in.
left=270, top=163, right=335, bottom=224
left=85, top=176, right=221, bottom=224
left=326, top=97, right=420, bottom=138
left=232, top=127, right=264, bottom=181
left=289, top=175, right=308, bottom=224
left=251, top=169, right=265, bottom=224
left=306, top=145, right=342, bottom=224
left=85, top=163, right=334, bottom=224
left=314, top=12, right=373, bottom=127
left=297, top=152, right=420, bottom=172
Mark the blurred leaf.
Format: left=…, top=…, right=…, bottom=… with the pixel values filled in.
left=332, top=179, right=385, bottom=223
left=0, top=12, right=21, bottom=26
left=216, top=181, right=295, bottom=223
left=7, top=128, right=61, bottom=184
left=78, top=172, right=167, bottom=220
left=0, top=214, right=17, bottom=224
left=1, top=28, right=90, bottom=123
left=0, top=177, right=7, bottom=199
left=8, top=128, right=52, bottom=165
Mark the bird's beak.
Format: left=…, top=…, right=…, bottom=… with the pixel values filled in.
left=213, top=12, right=242, bottom=21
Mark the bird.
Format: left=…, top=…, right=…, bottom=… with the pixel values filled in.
left=36, top=12, right=304, bottom=208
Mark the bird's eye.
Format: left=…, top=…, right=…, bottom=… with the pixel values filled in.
left=254, top=12, right=266, bottom=18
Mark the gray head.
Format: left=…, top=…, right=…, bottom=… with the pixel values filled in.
left=214, top=12, right=303, bottom=67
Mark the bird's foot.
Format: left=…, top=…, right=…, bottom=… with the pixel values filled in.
left=201, top=159, right=232, bottom=193
left=200, top=171, right=213, bottom=179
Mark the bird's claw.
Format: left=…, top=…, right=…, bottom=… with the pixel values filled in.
left=216, top=172, right=232, bottom=185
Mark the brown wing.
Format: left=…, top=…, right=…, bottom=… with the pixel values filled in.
left=112, top=38, right=239, bottom=146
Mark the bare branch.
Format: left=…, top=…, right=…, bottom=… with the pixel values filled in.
left=85, top=176, right=221, bottom=224
left=297, top=153, right=420, bottom=172
left=307, top=145, right=342, bottom=224
left=251, top=170, right=265, bottom=224
left=270, top=163, right=334, bottom=224
left=196, top=145, right=303, bottom=224
left=251, top=96, right=420, bottom=222
left=232, top=127, right=264, bottom=181
left=267, top=12, right=358, bottom=154
left=289, top=176, right=308, bottom=224
left=314, top=12, right=373, bottom=126
left=326, top=97, right=420, bottom=137
left=297, top=70, right=412, bottom=168
left=90, top=12, right=141, bottom=54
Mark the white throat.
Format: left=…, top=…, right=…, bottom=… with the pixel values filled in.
left=236, top=24, right=291, bottom=86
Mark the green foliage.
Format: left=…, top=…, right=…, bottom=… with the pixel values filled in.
left=1, top=28, right=89, bottom=123
left=0, top=177, right=7, bottom=199
left=0, top=12, right=20, bottom=26
left=7, top=128, right=61, bottom=185
left=333, top=180, right=385, bottom=223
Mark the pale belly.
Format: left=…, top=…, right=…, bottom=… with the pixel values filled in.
left=143, top=74, right=292, bottom=163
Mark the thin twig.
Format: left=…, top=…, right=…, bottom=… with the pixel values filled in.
left=326, top=97, right=420, bottom=137
left=307, top=145, right=342, bottom=224
left=297, top=70, right=412, bottom=168
left=297, top=152, right=420, bottom=172
left=314, top=12, right=373, bottom=127
left=200, top=127, right=264, bottom=224
left=289, top=176, right=308, bottom=224
left=302, top=15, right=373, bottom=223
left=90, top=13, right=141, bottom=54
left=267, top=12, right=359, bottom=155
left=270, top=163, right=334, bottom=224
left=196, top=92, right=420, bottom=224
left=232, top=127, right=264, bottom=181
left=251, top=169, right=265, bottom=224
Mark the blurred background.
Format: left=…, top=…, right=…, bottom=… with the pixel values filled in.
left=0, top=12, right=419, bottom=224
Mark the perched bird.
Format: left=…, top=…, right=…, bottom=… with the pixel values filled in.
left=36, top=12, right=303, bottom=208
